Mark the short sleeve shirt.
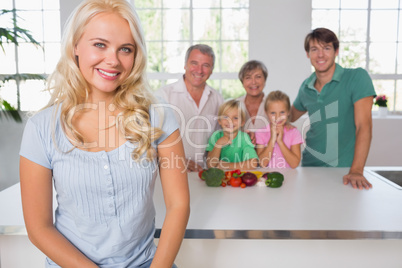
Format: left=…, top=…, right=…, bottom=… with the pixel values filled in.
left=19, top=103, right=179, bottom=267
left=155, top=76, right=224, bottom=167
left=237, top=94, right=269, bottom=132
left=255, top=126, right=304, bottom=168
left=206, top=130, right=258, bottom=162
left=293, top=64, right=376, bottom=167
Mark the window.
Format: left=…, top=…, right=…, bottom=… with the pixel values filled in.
left=312, top=0, right=402, bottom=112
left=1, top=0, right=249, bottom=111
left=0, top=0, right=60, bottom=112
left=132, top=0, right=249, bottom=99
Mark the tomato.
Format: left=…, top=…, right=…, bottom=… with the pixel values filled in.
left=198, top=170, right=205, bottom=180
left=230, top=177, right=242, bottom=187
left=221, top=182, right=227, bottom=187
left=225, top=170, right=234, bottom=179
left=240, top=183, right=246, bottom=188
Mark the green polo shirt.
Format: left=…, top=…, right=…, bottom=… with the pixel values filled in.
left=206, top=130, right=258, bottom=163
left=293, top=64, right=376, bottom=167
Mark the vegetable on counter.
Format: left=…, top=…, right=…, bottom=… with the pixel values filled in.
left=241, top=172, right=258, bottom=186
left=202, top=168, right=282, bottom=189
left=225, top=169, right=241, bottom=180
left=248, top=170, right=263, bottom=179
left=198, top=169, right=205, bottom=180
left=202, top=168, right=225, bottom=187
left=263, top=172, right=284, bottom=188
left=229, top=177, right=242, bottom=187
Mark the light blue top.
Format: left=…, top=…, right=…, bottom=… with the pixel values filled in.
left=19, top=103, right=179, bottom=267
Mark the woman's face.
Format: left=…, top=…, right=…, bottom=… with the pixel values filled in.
left=242, top=68, right=266, bottom=98
left=74, top=12, right=135, bottom=100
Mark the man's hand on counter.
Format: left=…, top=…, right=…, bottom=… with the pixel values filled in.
left=343, top=172, right=373, bottom=190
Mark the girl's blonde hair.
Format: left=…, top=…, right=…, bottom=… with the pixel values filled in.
left=218, top=99, right=246, bottom=122
left=45, top=0, right=162, bottom=160
left=264, top=90, right=291, bottom=124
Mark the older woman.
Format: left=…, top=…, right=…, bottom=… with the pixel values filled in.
left=237, top=60, right=269, bottom=132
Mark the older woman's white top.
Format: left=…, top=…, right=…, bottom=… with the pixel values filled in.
left=237, top=94, right=269, bottom=132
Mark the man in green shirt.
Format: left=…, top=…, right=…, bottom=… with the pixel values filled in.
left=290, top=28, right=376, bottom=190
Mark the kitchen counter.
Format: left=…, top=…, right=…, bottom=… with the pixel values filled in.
left=1, top=167, right=402, bottom=268
left=153, top=167, right=402, bottom=239
left=1, top=167, right=402, bottom=237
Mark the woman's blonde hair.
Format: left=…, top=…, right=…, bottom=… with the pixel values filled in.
left=45, top=0, right=162, bottom=160
left=218, top=99, right=246, bottom=122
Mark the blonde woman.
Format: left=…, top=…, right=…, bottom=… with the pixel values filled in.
left=19, top=0, right=189, bottom=267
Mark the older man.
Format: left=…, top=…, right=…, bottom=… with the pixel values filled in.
left=156, top=44, right=224, bottom=172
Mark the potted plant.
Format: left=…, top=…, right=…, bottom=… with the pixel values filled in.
left=0, top=9, right=45, bottom=122
left=374, top=94, right=388, bottom=117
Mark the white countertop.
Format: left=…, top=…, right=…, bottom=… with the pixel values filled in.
left=2, top=167, right=402, bottom=239
left=154, top=167, right=402, bottom=238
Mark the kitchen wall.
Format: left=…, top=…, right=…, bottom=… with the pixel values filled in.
left=0, top=117, right=26, bottom=190
left=1, top=0, right=401, bottom=191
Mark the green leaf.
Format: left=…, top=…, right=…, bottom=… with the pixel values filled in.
left=0, top=99, right=22, bottom=122
left=0, top=73, right=46, bottom=83
left=0, top=9, right=42, bottom=52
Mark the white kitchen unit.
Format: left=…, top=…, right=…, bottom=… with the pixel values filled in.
left=1, top=167, right=402, bottom=268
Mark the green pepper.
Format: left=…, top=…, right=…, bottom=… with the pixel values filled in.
left=264, top=172, right=284, bottom=188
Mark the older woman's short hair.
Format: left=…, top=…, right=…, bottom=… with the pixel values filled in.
left=238, top=60, right=268, bottom=83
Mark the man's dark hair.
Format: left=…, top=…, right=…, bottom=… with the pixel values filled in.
left=304, top=28, right=339, bottom=52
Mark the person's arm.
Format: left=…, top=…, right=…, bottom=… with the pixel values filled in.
left=256, top=144, right=274, bottom=168
left=256, top=123, right=276, bottom=168
left=20, top=157, right=98, bottom=268
left=290, top=105, right=306, bottom=122
left=152, top=130, right=190, bottom=267
left=277, top=142, right=301, bottom=169
left=217, top=132, right=259, bottom=170
left=245, top=130, right=256, bottom=145
left=206, top=149, right=221, bottom=168
left=276, top=126, right=301, bottom=168
left=206, top=136, right=230, bottom=168
left=343, top=96, right=373, bottom=190
left=185, top=159, right=203, bottom=172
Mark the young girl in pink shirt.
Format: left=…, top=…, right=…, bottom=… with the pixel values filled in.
left=256, top=90, right=303, bottom=168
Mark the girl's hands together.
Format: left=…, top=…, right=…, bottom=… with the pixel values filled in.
left=270, top=115, right=287, bottom=145
left=276, top=124, right=284, bottom=143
